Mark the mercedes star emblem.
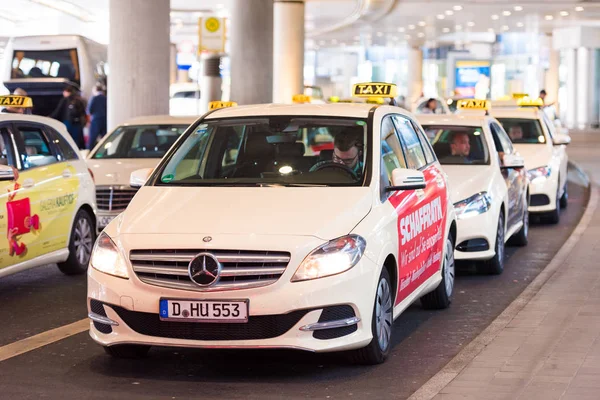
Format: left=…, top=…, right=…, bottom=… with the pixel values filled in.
left=188, top=252, right=222, bottom=287
left=203, top=236, right=212, bottom=243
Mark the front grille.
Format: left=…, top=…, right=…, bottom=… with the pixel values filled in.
left=90, top=299, right=112, bottom=334
left=313, top=305, right=357, bottom=340
left=530, top=194, right=551, bottom=207
left=96, top=186, right=138, bottom=211
left=130, top=249, right=291, bottom=292
left=109, top=305, right=310, bottom=341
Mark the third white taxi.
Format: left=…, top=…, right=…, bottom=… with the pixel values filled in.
left=87, top=83, right=456, bottom=365
left=419, top=100, right=529, bottom=275
left=86, top=115, right=195, bottom=230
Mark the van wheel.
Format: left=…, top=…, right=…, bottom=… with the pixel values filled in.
left=421, top=232, right=455, bottom=310
left=57, top=209, right=95, bottom=275
left=350, top=268, right=393, bottom=365
left=509, top=203, right=529, bottom=247
left=482, top=210, right=505, bottom=275
left=104, top=345, right=151, bottom=359
left=560, top=183, right=568, bottom=209
left=546, top=187, right=561, bottom=224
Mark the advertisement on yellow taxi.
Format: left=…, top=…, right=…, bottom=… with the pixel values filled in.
left=0, top=163, right=78, bottom=269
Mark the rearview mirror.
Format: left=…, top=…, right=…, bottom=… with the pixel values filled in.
left=385, top=169, right=426, bottom=192
left=130, top=168, right=153, bottom=188
left=553, top=133, right=571, bottom=146
left=0, top=165, right=15, bottom=181
left=501, top=154, right=525, bottom=169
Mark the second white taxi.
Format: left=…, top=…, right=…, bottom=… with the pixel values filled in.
left=87, top=83, right=457, bottom=365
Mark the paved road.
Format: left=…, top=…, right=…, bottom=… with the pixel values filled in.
left=0, top=167, right=588, bottom=400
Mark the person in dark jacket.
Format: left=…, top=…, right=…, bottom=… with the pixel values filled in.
left=87, top=83, right=107, bottom=150
left=50, top=86, right=87, bottom=149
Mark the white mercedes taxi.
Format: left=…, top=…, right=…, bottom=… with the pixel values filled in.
left=419, top=100, right=529, bottom=275
left=85, top=115, right=196, bottom=231
left=491, top=99, right=570, bottom=223
left=87, top=83, right=457, bottom=365
left=0, top=95, right=96, bottom=277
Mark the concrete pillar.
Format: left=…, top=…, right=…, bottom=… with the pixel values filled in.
left=200, top=54, right=223, bottom=113
left=545, top=48, right=560, bottom=111
left=407, top=46, right=423, bottom=106
left=273, top=0, right=304, bottom=103
left=565, top=48, right=577, bottom=129
left=108, top=0, right=170, bottom=130
left=230, top=0, right=273, bottom=105
left=576, top=47, right=591, bottom=129
left=170, top=44, right=177, bottom=85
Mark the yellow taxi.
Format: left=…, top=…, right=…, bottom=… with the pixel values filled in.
left=0, top=95, right=96, bottom=277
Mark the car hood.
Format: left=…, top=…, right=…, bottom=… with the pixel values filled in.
left=442, top=165, right=495, bottom=204
left=118, top=186, right=373, bottom=240
left=86, top=158, right=160, bottom=186
left=513, top=144, right=552, bottom=171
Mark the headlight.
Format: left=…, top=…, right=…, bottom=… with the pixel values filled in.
left=90, top=233, right=129, bottom=279
left=527, top=166, right=551, bottom=184
left=454, top=192, right=492, bottom=220
left=291, top=235, right=366, bottom=282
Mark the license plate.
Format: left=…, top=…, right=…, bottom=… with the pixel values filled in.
left=159, top=299, right=249, bottom=323
left=99, top=215, right=115, bottom=228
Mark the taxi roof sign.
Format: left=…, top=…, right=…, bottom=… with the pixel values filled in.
left=517, top=97, right=544, bottom=107
left=457, top=99, right=491, bottom=111
left=352, top=82, right=397, bottom=99
left=0, top=95, right=33, bottom=108
left=209, top=101, right=237, bottom=110
left=292, top=94, right=311, bottom=104
left=511, top=93, right=529, bottom=99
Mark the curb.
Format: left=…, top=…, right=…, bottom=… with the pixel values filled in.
left=407, top=163, right=599, bottom=400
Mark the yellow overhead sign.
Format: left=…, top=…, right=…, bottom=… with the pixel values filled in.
left=208, top=101, right=237, bottom=110
left=292, top=94, right=311, bottom=104
left=198, top=16, right=226, bottom=54
left=352, top=82, right=397, bottom=98
left=457, top=99, right=490, bottom=110
left=0, top=95, right=33, bottom=108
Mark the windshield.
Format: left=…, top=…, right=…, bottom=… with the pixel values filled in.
left=11, top=49, right=80, bottom=84
left=496, top=118, right=546, bottom=144
left=422, top=125, right=490, bottom=165
left=154, top=117, right=368, bottom=187
left=92, top=125, right=188, bottom=159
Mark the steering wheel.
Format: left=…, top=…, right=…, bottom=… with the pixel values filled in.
left=310, top=161, right=358, bottom=180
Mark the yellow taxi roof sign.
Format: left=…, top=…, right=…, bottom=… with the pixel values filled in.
left=209, top=101, right=237, bottom=110
left=457, top=99, right=491, bottom=111
left=511, top=93, right=529, bottom=99
left=352, top=82, right=397, bottom=98
left=292, top=94, right=311, bottom=104
left=517, top=97, right=544, bottom=107
left=328, top=96, right=340, bottom=103
left=0, top=95, right=33, bottom=108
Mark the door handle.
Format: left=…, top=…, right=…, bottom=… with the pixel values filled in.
left=22, top=178, right=35, bottom=188
left=62, top=169, right=72, bottom=178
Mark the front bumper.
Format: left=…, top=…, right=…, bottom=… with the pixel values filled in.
left=87, top=252, right=378, bottom=353
left=454, top=210, right=498, bottom=261
left=528, top=176, right=558, bottom=213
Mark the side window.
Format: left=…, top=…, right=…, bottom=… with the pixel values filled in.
left=0, top=128, right=15, bottom=167
left=493, top=123, right=514, bottom=154
left=380, top=116, right=407, bottom=181
left=14, top=125, right=58, bottom=169
left=46, top=127, right=78, bottom=161
left=412, top=121, right=436, bottom=164
left=489, top=124, right=504, bottom=152
left=541, top=115, right=555, bottom=140
left=393, top=115, right=427, bottom=170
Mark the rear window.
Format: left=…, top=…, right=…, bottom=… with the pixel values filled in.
left=91, top=125, right=188, bottom=159
left=422, top=125, right=490, bottom=165
left=11, top=49, right=80, bottom=84
left=496, top=118, right=546, bottom=144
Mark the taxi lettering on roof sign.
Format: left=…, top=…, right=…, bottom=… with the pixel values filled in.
left=511, top=93, right=529, bottom=99
left=457, top=99, right=490, bottom=110
left=292, top=94, right=311, bottom=104
left=517, top=98, right=544, bottom=107
left=208, top=101, right=237, bottom=110
left=0, top=95, right=33, bottom=108
left=352, top=82, right=397, bottom=98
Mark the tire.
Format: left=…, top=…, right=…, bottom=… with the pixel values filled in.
left=103, top=344, right=151, bottom=359
left=546, top=187, right=561, bottom=224
left=421, top=232, right=455, bottom=310
left=509, top=202, right=529, bottom=247
left=560, top=183, right=568, bottom=209
left=350, top=268, right=393, bottom=365
left=57, top=209, right=96, bottom=275
left=482, top=210, right=505, bottom=275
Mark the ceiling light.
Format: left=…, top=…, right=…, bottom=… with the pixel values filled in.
left=502, top=25, right=509, bottom=31
left=560, top=11, right=569, bottom=17
left=445, top=10, right=454, bottom=16
left=491, top=14, right=499, bottom=20
left=442, top=27, right=450, bottom=33
left=398, top=27, right=405, bottom=32
left=418, top=21, right=426, bottom=27
left=318, top=40, right=325, bottom=45
left=514, top=6, right=523, bottom=11
left=488, top=28, right=495, bottom=33
left=392, top=36, right=399, bottom=41
left=417, top=32, right=425, bottom=38
left=340, top=42, right=347, bottom=46
left=376, top=32, right=384, bottom=37
left=437, top=14, right=445, bottom=20
left=467, top=21, right=475, bottom=27
left=405, top=34, right=411, bottom=40
left=453, top=5, right=463, bottom=11
left=516, top=22, right=524, bottom=28
left=455, top=25, right=463, bottom=30
left=575, top=7, right=584, bottom=12
left=29, top=0, right=96, bottom=22
left=502, top=11, right=511, bottom=16
left=409, top=24, right=416, bottom=29
left=331, top=39, right=338, bottom=44
left=545, top=15, right=554, bottom=20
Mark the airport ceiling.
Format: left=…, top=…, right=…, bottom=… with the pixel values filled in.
left=0, top=0, right=598, bottom=48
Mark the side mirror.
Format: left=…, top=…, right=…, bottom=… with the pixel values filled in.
left=502, top=154, right=525, bottom=169
left=79, top=149, right=90, bottom=159
left=130, top=168, right=153, bottom=188
left=0, top=165, right=15, bottom=181
left=385, top=169, right=426, bottom=192
left=553, top=133, right=571, bottom=146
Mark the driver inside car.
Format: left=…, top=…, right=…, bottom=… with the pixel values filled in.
left=309, top=126, right=364, bottom=178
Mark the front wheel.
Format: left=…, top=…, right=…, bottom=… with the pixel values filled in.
left=350, top=268, right=393, bottom=365
left=482, top=210, right=505, bottom=275
left=57, top=209, right=95, bottom=275
left=546, top=186, right=561, bottom=224
left=560, top=183, right=568, bottom=209
left=421, top=232, right=455, bottom=310
left=509, top=202, right=529, bottom=247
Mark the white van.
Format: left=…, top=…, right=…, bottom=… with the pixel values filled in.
left=1, top=35, right=107, bottom=116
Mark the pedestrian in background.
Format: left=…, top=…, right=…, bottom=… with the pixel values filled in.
left=87, top=83, right=107, bottom=150
left=50, top=86, right=87, bottom=149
